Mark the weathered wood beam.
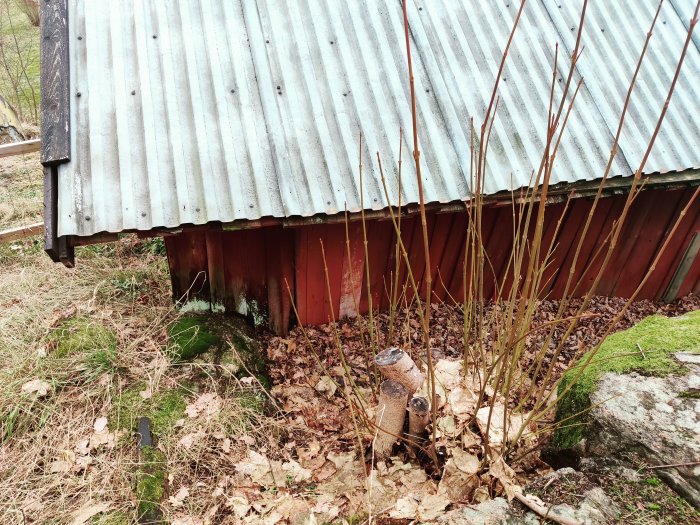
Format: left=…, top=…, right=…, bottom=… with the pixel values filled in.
left=0, top=139, right=41, bottom=159
left=663, top=232, right=700, bottom=302
left=0, top=222, right=44, bottom=244
left=40, top=0, right=70, bottom=166
left=43, top=165, right=59, bottom=262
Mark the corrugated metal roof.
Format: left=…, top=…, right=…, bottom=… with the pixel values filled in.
left=56, top=0, right=700, bottom=237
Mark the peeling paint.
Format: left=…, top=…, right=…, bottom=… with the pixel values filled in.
left=179, top=299, right=211, bottom=314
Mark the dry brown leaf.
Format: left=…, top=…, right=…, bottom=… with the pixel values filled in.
left=178, top=429, right=206, bottom=449
left=417, top=493, right=451, bottom=521
left=475, top=404, right=528, bottom=447
left=490, top=455, right=521, bottom=501
left=21, top=379, right=51, bottom=397
left=314, top=376, right=337, bottom=397
left=185, top=393, right=221, bottom=419
left=69, top=501, right=112, bottom=525
left=389, top=495, right=420, bottom=519
left=93, top=417, right=108, bottom=433
left=448, top=386, right=477, bottom=419
left=168, top=486, right=190, bottom=508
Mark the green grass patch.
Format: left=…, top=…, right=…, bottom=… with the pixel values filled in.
left=49, top=317, right=117, bottom=359
left=110, top=383, right=189, bottom=435
left=136, top=446, right=166, bottom=524
left=553, top=311, right=700, bottom=450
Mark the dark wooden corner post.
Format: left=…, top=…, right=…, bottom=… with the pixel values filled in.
left=40, top=0, right=73, bottom=266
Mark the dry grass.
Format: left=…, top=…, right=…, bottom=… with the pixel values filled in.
left=0, top=152, right=42, bottom=230
left=0, top=233, right=287, bottom=524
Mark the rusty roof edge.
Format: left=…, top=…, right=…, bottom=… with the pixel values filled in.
left=65, top=168, right=700, bottom=248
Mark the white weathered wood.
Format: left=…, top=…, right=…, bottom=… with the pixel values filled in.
left=0, top=222, right=44, bottom=244
left=0, top=139, right=41, bottom=159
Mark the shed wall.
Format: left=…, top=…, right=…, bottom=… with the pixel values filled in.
left=165, top=188, right=700, bottom=334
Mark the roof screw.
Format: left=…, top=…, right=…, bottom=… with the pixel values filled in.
left=196, top=208, right=201, bottom=212
left=330, top=41, right=334, bottom=44
left=85, top=216, right=91, bottom=221
left=343, top=93, right=347, bottom=97
left=231, top=89, right=235, bottom=93
left=131, top=90, right=136, bottom=95
left=570, top=27, right=575, bottom=31
left=266, top=39, right=270, bottom=43
left=277, top=85, right=281, bottom=89
left=141, top=212, right=147, bottom=217
left=425, top=89, right=430, bottom=93
left=249, top=204, right=254, bottom=209
left=152, top=34, right=157, bottom=39
left=77, top=35, right=83, bottom=40
left=76, top=92, right=82, bottom=97
left=601, top=28, right=605, bottom=32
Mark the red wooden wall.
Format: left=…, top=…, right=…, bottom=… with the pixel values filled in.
left=165, top=188, right=700, bottom=334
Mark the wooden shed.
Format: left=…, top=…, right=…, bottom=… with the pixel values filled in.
left=40, top=0, right=700, bottom=333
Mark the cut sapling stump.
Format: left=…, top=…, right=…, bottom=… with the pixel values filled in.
left=374, top=347, right=425, bottom=394
left=374, top=380, right=410, bottom=460
left=407, top=396, right=430, bottom=447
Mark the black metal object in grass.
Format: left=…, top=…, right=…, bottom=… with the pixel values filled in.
left=135, top=416, right=166, bottom=525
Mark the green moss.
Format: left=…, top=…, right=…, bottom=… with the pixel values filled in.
left=136, top=446, right=166, bottom=524
left=553, top=311, right=700, bottom=450
left=169, top=316, right=221, bottom=361
left=678, top=390, right=700, bottom=399
left=49, top=318, right=117, bottom=359
left=111, top=384, right=188, bottom=435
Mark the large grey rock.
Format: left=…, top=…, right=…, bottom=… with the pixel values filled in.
left=583, top=359, right=700, bottom=506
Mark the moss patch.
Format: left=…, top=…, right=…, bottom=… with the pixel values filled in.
left=169, top=315, right=271, bottom=387
left=136, top=446, right=166, bottom=524
left=49, top=317, right=117, bottom=359
left=169, top=316, right=221, bottom=361
left=110, top=384, right=188, bottom=435
left=552, top=311, right=700, bottom=450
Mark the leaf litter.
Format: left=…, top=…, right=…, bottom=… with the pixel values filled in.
left=2, top=235, right=698, bottom=524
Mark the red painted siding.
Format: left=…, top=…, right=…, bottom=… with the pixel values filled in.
left=166, top=189, right=700, bottom=334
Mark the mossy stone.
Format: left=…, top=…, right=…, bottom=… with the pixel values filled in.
left=552, top=311, right=700, bottom=450
left=136, top=446, right=166, bottom=524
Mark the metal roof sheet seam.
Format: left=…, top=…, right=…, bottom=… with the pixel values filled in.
left=56, top=0, right=700, bottom=237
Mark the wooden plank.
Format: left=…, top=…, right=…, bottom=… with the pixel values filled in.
left=40, top=0, right=70, bottom=165
left=663, top=231, right=700, bottom=302
left=613, top=189, right=684, bottom=298
left=0, top=139, right=41, bottom=159
left=0, top=222, right=44, bottom=244
left=641, top=189, right=700, bottom=298
left=205, top=230, right=226, bottom=308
